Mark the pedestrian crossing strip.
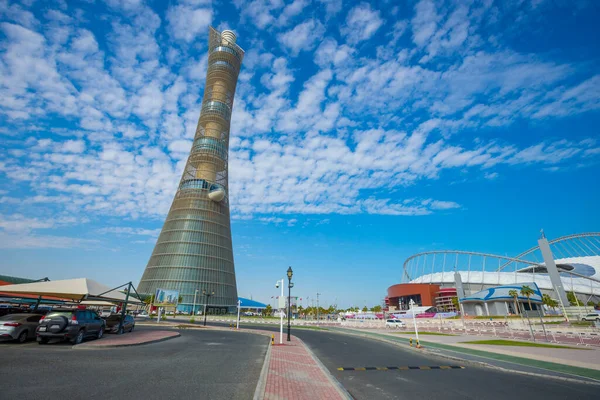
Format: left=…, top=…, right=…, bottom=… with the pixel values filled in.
left=337, top=366, right=465, bottom=371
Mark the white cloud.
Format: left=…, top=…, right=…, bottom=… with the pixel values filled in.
left=484, top=171, right=499, bottom=180
left=411, top=0, right=441, bottom=47
left=318, top=0, right=342, bottom=17
left=340, top=2, right=384, bottom=44
left=62, top=140, right=86, bottom=153
left=166, top=2, right=213, bottom=43
left=279, top=19, right=325, bottom=56
left=97, top=227, right=161, bottom=237
left=0, top=232, right=98, bottom=249
left=277, top=0, right=309, bottom=26
left=0, top=0, right=598, bottom=239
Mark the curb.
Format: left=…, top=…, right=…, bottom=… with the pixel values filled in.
left=298, top=336, right=353, bottom=399
left=253, top=339, right=272, bottom=400
left=74, top=332, right=181, bottom=349
left=329, top=328, right=600, bottom=386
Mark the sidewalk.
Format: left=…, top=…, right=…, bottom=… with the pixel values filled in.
left=76, top=330, right=180, bottom=348
left=260, top=336, right=349, bottom=400
left=138, top=321, right=350, bottom=399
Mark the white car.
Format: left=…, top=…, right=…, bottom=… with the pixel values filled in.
left=385, top=319, right=406, bottom=328
left=581, top=313, right=600, bottom=322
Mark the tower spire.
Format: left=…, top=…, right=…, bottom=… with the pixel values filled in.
left=138, top=27, right=244, bottom=311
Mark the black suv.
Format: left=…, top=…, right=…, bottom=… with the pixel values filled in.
left=36, top=309, right=106, bottom=345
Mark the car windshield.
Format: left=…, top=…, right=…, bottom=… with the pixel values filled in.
left=46, top=311, right=72, bottom=318
left=106, top=315, right=123, bottom=321
left=0, top=314, right=25, bottom=321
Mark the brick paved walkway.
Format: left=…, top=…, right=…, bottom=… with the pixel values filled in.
left=77, top=330, right=180, bottom=348
left=262, top=337, right=348, bottom=400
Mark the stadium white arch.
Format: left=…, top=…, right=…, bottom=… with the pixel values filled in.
left=402, top=233, right=600, bottom=303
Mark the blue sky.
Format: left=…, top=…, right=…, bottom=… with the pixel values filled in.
left=0, top=0, right=599, bottom=309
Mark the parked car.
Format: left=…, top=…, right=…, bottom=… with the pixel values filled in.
left=135, top=312, right=149, bottom=319
left=0, top=306, right=23, bottom=317
left=385, top=319, right=406, bottom=328
left=0, top=313, right=44, bottom=343
left=581, top=313, right=600, bottom=322
left=36, top=309, right=106, bottom=345
left=103, top=314, right=135, bottom=334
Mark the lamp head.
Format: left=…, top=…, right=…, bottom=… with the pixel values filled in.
left=287, top=266, right=293, bottom=280
left=275, top=282, right=280, bottom=288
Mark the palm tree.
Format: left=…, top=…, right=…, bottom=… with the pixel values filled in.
left=451, top=296, right=459, bottom=312
left=520, top=285, right=535, bottom=313
left=264, top=304, right=273, bottom=316
left=508, top=290, right=519, bottom=315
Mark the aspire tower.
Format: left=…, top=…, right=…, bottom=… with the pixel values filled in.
left=138, top=28, right=244, bottom=311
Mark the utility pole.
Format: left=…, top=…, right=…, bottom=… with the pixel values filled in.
left=316, top=292, right=321, bottom=323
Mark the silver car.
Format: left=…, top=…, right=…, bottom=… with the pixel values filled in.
left=0, top=313, right=44, bottom=343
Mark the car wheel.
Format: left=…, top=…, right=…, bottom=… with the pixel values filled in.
left=17, top=330, right=28, bottom=343
left=71, top=330, right=84, bottom=345
left=129, top=325, right=134, bottom=333
left=97, top=327, right=104, bottom=340
left=119, top=327, right=124, bottom=335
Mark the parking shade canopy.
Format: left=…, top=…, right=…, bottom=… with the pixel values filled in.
left=0, top=278, right=142, bottom=304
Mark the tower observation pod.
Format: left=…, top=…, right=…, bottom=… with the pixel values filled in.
left=138, top=28, right=244, bottom=312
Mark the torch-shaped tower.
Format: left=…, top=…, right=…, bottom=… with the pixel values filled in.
left=138, top=28, right=244, bottom=311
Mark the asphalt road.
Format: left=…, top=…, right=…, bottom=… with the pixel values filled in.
left=0, top=326, right=267, bottom=400
left=208, top=321, right=598, bottom=400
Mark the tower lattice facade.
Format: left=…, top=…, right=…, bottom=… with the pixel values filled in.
left=138, top=28, right=244, bottom=311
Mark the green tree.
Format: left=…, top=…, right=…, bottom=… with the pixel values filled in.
left=587, top=301, right=595, bottom=307
left=372, top=305, right=382, bottom=312
left=362, top=306, right=368, bottom=312
left=542, top=294, right=552, bottom=309
left=264, top=304, right=273, bottom=316
left=450, top=296, right=459, bottom=312
left=508, top=290, right=519, bottom=315
left=297, top=305, right=304, bottom=315
left=143, top=294, right=155, bottom=305
left=566, top=291, right=580, bottom=306
left=520, top=285, right=535, bottom=312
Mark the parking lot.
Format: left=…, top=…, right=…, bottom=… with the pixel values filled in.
left=0, top=326, right=268, bottom=400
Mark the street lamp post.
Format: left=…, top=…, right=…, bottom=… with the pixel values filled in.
left=203, top=289, right=214, bottom=326
left=192, top=289, right=198, bottom=316
left=276, top=278, right=284, bottom=344
left=409, top=299, right=420, bottom=347
left=236, top=299, right=241, bottom=330
left=286, top=266, right=294, bottom=342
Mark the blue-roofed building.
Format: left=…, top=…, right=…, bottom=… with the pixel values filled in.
left=461, top=283, right=543, bottom=317
left=238, top=297, right=267, bottom=309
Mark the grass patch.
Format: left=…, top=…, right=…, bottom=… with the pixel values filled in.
left=295, top=325, right=329, bottom=331
left=389, top=331, right=455, bottom=336
left=460, top=339, right=585, bottom=349
left=571, top=321, right=594, bottom=327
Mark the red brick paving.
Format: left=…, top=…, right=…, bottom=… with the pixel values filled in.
left=263, top=336, right=347, bottom=400
left=77, top=330, right=180, bottom=348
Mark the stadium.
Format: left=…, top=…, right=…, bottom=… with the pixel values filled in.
left=387, top=232, right=600, bottom=315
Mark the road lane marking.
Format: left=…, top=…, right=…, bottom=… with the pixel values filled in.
left=337, top=366, right=465, bottom=371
